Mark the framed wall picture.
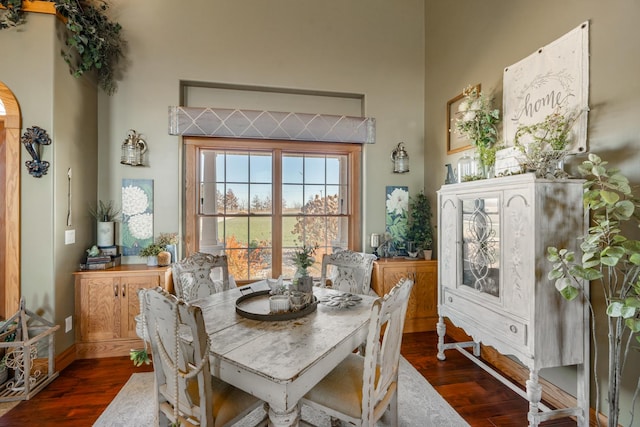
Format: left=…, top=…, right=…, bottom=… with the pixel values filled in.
left=446, top=84, right=480, bottom=154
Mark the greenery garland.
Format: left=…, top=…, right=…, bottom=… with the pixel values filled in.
left=0, top=0, right=124, bottom=95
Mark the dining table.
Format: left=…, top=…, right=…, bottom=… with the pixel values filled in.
left=190, top=280, right=378, bottom=427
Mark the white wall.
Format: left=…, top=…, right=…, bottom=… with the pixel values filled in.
left=100, top=0, right=425, bottom=259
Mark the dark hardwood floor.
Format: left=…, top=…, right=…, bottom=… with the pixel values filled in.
left=0, top=331, right=576, bottom=426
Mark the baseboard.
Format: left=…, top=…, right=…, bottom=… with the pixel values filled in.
left=443, top=319, right=605, bottom=426
left=55, top=344, right=76, bottom=372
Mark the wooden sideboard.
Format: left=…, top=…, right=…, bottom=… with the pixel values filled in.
left=73, top=265, right=172, bottom=359
left=371, top=258, right=437, bottom=333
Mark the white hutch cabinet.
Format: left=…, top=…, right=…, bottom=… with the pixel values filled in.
left=436, top=174, right=589, bottom=427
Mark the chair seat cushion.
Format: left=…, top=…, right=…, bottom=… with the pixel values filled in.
left=303, top=353, right=365, bottom=419
left=210, top=376, right=263, bottom=427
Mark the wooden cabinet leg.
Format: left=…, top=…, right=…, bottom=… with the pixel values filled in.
left=436, top=316, right=447, bottom=360
left=526, top=369, right=542, bottom=427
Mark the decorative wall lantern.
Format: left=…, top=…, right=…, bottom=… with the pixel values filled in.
left=120, top=129, right=148, bottom=166
left=21, top=126, right=51, bottom=178
left=391, top=142, right=409, bottom=173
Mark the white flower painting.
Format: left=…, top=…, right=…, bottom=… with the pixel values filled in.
left=121, top=179, right=153, bottom=255
left=385, top=186, right=409, bottom=255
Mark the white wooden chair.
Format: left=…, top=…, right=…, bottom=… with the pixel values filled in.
left=301, top=278, right=414, bottom=427
left=172, top=252, right=231, bottom=301
left=142, top=287, right=266, bottom=427
left=319, top=250, right=377, bottom=295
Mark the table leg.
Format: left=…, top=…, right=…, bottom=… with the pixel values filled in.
left=268, top=404, right=300, bottom=427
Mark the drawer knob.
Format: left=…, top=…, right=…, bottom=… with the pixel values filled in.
left=510, top=325, right=518, bottom=333
left=447, top=296, right=453, bottom=303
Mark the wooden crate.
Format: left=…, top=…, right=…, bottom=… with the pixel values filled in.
left=0, top=299, right=59, bottom=401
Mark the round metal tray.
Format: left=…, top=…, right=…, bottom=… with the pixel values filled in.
left=235, top=290, right=318, bottom=321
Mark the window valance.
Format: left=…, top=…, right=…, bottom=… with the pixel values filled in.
left=169, top=106, right=375, bottom=144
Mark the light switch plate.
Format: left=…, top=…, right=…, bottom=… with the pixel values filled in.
left=65, top=229, right=75, bottom=245
left=65, top=316, right=73, bottom=333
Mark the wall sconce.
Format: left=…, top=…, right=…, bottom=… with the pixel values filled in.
left=21, top=126, right=51, bottom=178
left=120, top=129, right=148, bottom=166
left=391, top=142, right=409, bottom=173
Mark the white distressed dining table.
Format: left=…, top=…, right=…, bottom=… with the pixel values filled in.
left=190, top=281, right=378, bottom=427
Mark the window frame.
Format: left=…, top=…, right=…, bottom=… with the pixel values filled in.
left=183, top=137, right=362, bottom=283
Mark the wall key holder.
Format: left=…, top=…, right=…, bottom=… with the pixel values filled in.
left=21, top=126, right=52, bottom=178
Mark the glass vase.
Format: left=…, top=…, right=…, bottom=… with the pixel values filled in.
left=457, top=152, right=483, bottom=182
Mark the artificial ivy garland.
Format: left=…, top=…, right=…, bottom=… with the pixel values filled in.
left=0, top=0, right=125, bottom=94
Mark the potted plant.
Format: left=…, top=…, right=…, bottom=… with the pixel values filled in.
left=547, top=154, right=640, bottom=427
left=407, top=191, right=434, bottom=260
left=292, top=244, right=318, bottom=292
left=454, top=84, right=501, bottom=177
left=513, top=109, right=578, bottom=178
left=0, top=0, right=125, bottom=95
left=89, top=200, right=120, bottom=247
left=139, top=242, right=165, bottom=267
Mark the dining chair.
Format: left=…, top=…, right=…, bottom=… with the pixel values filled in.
left=142, top=287, right=266, bottom=427
left=319, top=250, right=377, bottom=295
left=301, top=277, right=414, bottom=427
left=172, top=252, right=231, bottom=301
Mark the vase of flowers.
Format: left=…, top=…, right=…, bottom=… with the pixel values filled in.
left=454, top=85, right=501, bottom=178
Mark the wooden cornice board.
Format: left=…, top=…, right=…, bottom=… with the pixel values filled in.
left=1, top=1, right=56, bottom=14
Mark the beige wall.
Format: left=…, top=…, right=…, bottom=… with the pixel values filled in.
left=100, top=0, right=426, bottom=263
left=425, top=1, right=640, bottom=424
left=0, top=13, right=98, bottom=353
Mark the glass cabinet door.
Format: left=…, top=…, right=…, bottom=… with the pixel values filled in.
left=461, top=196, right=500, bottom=297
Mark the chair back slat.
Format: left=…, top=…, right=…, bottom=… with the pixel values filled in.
left=172, top=252, right=230, bottom=301
left=143, top=287, right=215, bottom=426
left=361, top=278, right=413, bottom=424
left=320, top=250, right=377, bottom=294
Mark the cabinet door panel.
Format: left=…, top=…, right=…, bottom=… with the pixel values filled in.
left=438, top=194, right=458, bottom=291
left=414, top=265, right=438, bottom=322
left=122, top=275, right=160, bottom=338
left=81, top=277, right=120, bottom=341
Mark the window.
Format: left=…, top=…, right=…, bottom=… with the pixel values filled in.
left=184, top=138, right=362, bottom=283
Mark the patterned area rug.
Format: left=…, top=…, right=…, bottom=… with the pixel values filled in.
left=93, top=357, right=469, bottom=426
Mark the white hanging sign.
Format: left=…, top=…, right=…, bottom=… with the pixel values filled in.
left=502, top=21, right=590, bottom=153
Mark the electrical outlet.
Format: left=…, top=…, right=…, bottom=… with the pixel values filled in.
left=65, top=316, right=73, bottom=333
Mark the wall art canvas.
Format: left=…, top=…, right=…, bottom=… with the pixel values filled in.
left=121, top=179, right=154, bottom=256
left=503, top=21, right=589, bottom=153
left=385, top=186, right=409, bottom=256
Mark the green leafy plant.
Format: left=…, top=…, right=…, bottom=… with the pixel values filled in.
left=514, top=110, right=579, bottom=177
left=292, top=244, right=318, bottom=274
left=129, top=348, right=150, bottom=367
left=454, top=85, right=501, bottom=167
left=0, top=0, right=124, bottom=95
left=407, top=191, right=434, bottom=251
left=88, top=200, right=120, bottom=222
left=547, top=154, right=640, bottom=427
left=139, top=242, right=166, bottom=258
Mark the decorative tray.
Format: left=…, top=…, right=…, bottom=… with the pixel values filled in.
left=235, top=290, right=318, bottom=321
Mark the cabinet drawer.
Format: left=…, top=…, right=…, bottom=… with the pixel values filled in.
left=443, top=289, right=528, bottom=347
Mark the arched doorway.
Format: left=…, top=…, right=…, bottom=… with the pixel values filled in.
left=0, top=81, right=21, bottom=320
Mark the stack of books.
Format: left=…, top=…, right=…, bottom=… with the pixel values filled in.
left=81, top=253, right=121, bottom=270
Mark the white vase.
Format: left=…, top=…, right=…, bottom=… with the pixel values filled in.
left=97, top=221, right=115, bottom=247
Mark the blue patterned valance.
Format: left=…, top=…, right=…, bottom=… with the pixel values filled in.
left=169, top=106, right=375, bottom=144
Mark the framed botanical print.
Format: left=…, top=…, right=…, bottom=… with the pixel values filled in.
left=446, top=84, right=480, bottom=154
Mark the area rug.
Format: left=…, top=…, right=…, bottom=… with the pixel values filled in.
left=93, top=357, right=469, bottom=426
